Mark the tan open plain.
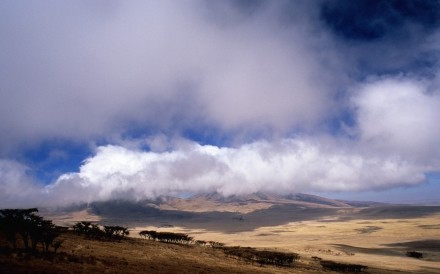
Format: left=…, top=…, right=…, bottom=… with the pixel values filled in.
left=4, top=194, right=440, bottom=273
left=132, top=213, right=440, bottom=273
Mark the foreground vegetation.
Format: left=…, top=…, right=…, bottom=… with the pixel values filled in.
left=0, top=208, right=65, bottom=253
left=220, top=246, right=300, bottom=267
left=73, top=221, right=129, bottom=242
left=139, top=230, right=193, bottom=244
left=0, top=227, right=314, bottom=273
left=138, top=230, right=300, bottom=268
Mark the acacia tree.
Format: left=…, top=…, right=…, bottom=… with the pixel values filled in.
left=139, top=230, right=157, bottom=240
left=138, top=230, right=193, bottom=244
left=103, top=226, right=129, bottom=242
left=72, top=221, right=92, bottom=235
left=73, top=222, right=129, bottom=241
left=0, top=208, right=38, bottom=250
left=0, top=208, right=62, bottom=252
left=28, top=216, right=61, bottom=252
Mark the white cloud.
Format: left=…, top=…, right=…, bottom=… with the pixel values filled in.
left=23, top=137, right=423, bottom=206
left=354, top=77, right=440, bottom=165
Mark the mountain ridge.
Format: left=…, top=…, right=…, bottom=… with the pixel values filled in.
left=170, top=191, right=355, bottom=211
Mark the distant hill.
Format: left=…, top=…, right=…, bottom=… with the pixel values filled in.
left=159, top=192, right=354, bottom=213
left=45, top=191, right=440, bottom=233
left=283, top=193, right=353, bottom=207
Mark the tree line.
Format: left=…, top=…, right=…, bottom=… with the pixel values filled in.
left=139, top=230, right=193, bottom=244
left=138, top=231, right=224, bottom=248
left=220, top=246, right=300, bottom=267
left=72, top=221, right=129, bottom=242
left=319, top=259, right=368, bottom=272
left=138, top=230, right=299, bottom=268
left=0, top=208, right=130, bottom=255
left=0, top=208, right=64, bottom=253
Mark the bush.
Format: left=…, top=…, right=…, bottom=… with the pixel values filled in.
left=195, top=240, right=207, bottom=246
left=320, top=260, right=368, bottom=272
left=72, top=221, right=92, bottom=235
left=103, top=226, right=129, bottom=242
left=221, top=246, right=300, bottom=267
left=406, top=251, right=423, bottom=259
left=139, top=230, right=193, bottom=244
left=208, top=241, right=225, bottom=248
left=139, top=230, right=157, bottom=240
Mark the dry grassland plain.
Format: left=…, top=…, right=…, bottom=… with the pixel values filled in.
left=132, top=213, right=440, bottom=273
left=18, top=201, right=440, bottom=273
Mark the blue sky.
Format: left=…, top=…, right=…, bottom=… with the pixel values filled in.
left=1, top=0, right=440, bottom=207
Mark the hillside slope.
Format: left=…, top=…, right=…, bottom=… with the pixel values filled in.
left=0, top=232, right=411, bottom=274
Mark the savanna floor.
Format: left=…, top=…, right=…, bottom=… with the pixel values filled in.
left=132, top=213, right=440, bottom=273
left=9, top=207, right=439, bottom=273
left=0, top=232, right=329, bottom=274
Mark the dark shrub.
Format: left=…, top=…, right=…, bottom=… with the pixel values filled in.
left=139, top=230, right=193, bottom=244
left=320, top=260, right=368, bottom=272
left=221, top=246, right=300, bottom=267
left=406, top=251, right=423, bottom=259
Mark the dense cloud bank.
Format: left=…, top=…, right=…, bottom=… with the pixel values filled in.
left=1, top=1, right=440, bottom=206
left=0, top=135, right=431, bottom=207
left=45, top=138, right=428, bottom=206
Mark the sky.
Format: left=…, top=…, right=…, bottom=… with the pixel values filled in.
left=1, top=0, right=440, bottom=207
